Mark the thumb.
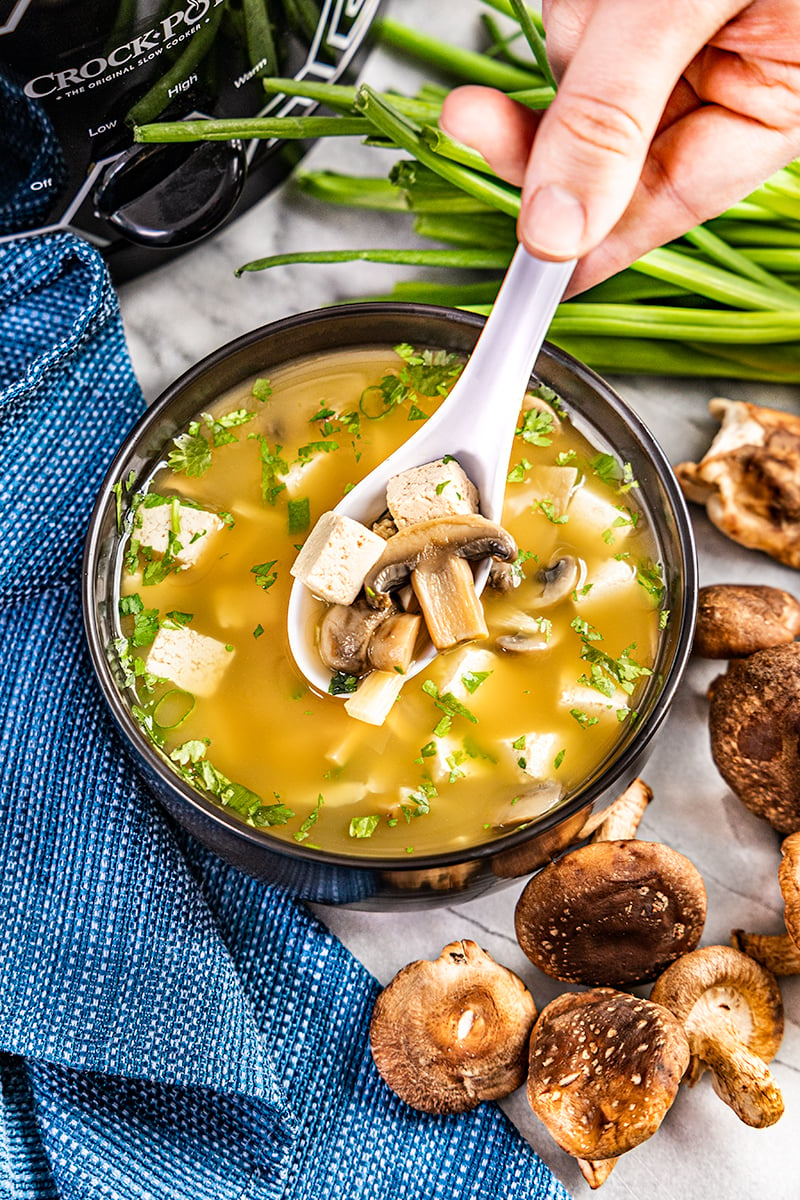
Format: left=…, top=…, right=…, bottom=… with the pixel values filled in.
left=519, top=0, right=743, bottom=260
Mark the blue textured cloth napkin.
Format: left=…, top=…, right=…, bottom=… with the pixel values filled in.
left=0, top=231, right=569, bottom=1200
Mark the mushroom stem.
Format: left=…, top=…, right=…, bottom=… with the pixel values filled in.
left=578, top=1158, right=618, bottom=1189
left=579, top=778, right=653, bottom=843
left=731, top=929, right=800, bottom=976
left=412, top=555, right=488, bottom=650
left=692, top=1023, right=785, bottom=1128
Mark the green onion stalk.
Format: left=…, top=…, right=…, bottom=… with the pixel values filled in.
left=134, top=5, right=800, bottom=381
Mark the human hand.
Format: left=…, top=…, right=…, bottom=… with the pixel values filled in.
left=440, top=0, right=800, bottom=294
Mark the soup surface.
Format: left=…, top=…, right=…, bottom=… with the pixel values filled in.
left=115, top=344, right=665, bottom=857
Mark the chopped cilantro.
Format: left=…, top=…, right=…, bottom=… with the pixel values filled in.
left=393, top=343, right=463, bottom=396
left=251, top=560, right=278, bottom=591
left=580, top=642, right=652, bottom=696
left=119, top=593, right=144, bottom=618
left=537, top=499, right=568, bottom=524
left=294, top=794, right=324, bottom=843
left=422, top=680, right=478, bottom=724
left=249, top=434, right=288, bottom=506
left=349, top=814, right=380, bottom=839
left=511, top=734, right=526, bottom=751
left=570, top=709, right=599, bottom=729
left=659, top=609, right=671, bottom=629
left=328, top=671, right=358, bottom=695
left=416, top=741, right=437, bottom=762
left=433, top=715, right=451, bottom=737
left=554, top=748, right=566, bottom=770
left=555, top=449, right=577, bottom=466
left=636, top=558, right=666, bottom=605
left=252, top=378, right=272, bottom=402
left=461, top=670, right=491, bottom=694
left=446, top=750, right=467, bottom=783
left=163, top=610, right=193, bottom=628
left=253, top=803, right=294, bottom=827
left=253, top=624, right=265, bottom=639
left=287, top=497, right=310, bottom=535
left=516, top=408, right=555, bottom=446
left=167, top=427, right=211, bottom=477
left=131, top=607, right=159, bottom=647
left=509, top=548, right=535, bottom=584
left=571, top=616, right=602, bottom=641
left=296, top=440, right=338, bottom=461
left=507, top=458, right=532, bottom=483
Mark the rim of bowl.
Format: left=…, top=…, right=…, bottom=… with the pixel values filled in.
left=83, top=301, right=698, bottom=873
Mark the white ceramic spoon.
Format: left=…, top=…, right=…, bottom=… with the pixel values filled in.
left=288, top=245, right=576, bottom=695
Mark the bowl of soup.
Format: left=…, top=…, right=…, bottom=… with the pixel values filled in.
left=83, top=303, right=697, bottom=907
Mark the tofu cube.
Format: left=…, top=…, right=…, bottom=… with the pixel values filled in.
left=147, top=625, right=232, bottom=698
left=436, top=645, right=496, bottom=701
left=136, top=501, right=224, bottom=569
left=575, top=558, right=637, bottom=605
left=290, top=512, right=386, bottom=605
left=517, top=465, right=578, bottom=521
left=387, top=458, right=479, bottom=528
left=559, top=682, right=630, bottom=719
left=568, top=486, right=637, bottom=543
left=508, top=731, right=561, bottom=780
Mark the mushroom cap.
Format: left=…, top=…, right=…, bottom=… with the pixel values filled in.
left=369, top=939, right=537, bottom=1114
left=780, top=831, right=800, bottom=949
left=527, top=988, right=689, bottom=1161
left=317, top=600, right=388, bottom=674
left=708, top=642, right=800, bottom=832
left=364, top=514, right=517, bottom=601
left=533, top=553, right=583, bottom=608
left=694, top=583, right=800, bottom=659
left=650, top=945, right=784, bottom=1064
left=515, top=840, right=707, bottom=987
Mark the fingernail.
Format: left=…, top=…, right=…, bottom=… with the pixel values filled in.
left=521, top=184, right=586, bottom=259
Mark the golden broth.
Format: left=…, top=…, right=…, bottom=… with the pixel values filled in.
left=117, top=345, right=664, bottom=858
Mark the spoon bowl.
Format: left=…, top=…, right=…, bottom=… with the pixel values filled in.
left=287, top=247, right=575, bottom=694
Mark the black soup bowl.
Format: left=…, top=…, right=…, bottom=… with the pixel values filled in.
left=83, top=304, right=698, bottom=909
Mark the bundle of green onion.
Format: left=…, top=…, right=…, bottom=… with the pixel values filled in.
left=135, top=0, right=800, bottom=381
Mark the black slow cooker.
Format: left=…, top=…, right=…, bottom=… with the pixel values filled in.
left=0, top=0, right=379, bottom=278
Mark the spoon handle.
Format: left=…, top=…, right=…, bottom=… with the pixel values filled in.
left=334, top=247, right=575, bottom=527
left=428, top=246, right=576, bottom=520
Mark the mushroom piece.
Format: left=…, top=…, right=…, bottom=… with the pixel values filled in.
left=367, top=611, right=422, bottom=673
left=708, top=642, right=800, bottom=832
left=532, top=553, right=584, bottom=608
left=317, top=599, right=390, bottom=674
left=651, top=945, right=784, bottom=1127
left=515, top=839, right=706, bottom=988
left=577, top=777, right=653, bottom=843
left=527, top=988, right=689, bottom=1181
left=732, top=830, right=800, bottom=974
left=694, top=583, right=800, bottom=659
left=675, top=397, right=800, bottom=568
left=363, top=514, right=517, bottom=651
left=369, top=939, right=537, bottom=1114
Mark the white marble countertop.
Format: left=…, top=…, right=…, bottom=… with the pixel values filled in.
left=118, top=2, right=800, bottom=1196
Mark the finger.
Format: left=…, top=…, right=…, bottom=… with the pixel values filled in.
left=684, top=46, right=800, bottom=133
left=517, top=0, right=746, bottom=261
left=541, top=0, right=596, bottom=81
left=566, top=103, right=800, bottom=295
left=439, top=86, right=542, bottom=187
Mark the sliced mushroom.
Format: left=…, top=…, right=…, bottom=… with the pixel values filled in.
left=527, top=989, right=689, bottom=1170
left=369, top=939, right=537, bottom=1114
left=708, top=642, right=800, bottom=832
left=367, top=611, right=422, bottom=673
left=496, top=629, right=551, bottom=654
left=694, top=583, right=800, bottom=659
left=364, top=514, right=517, bottom=651
left=732, top=830, right=800, bottom=974
left=515, top=839, right=706, bottom=987
left=318, top=600, right=389, bottom=674
left=488, top=559, right=519, bottom=593
left=492, top=781, right=564, bottom=832
left=650, top=945, right=784, bottom=1127
left=532, top=553, right=585, bottom=608
left=675, top=397, right=800, bottom=568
